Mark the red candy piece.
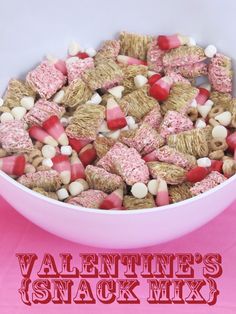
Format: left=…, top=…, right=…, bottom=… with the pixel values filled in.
left=106, top=98, right=127, bottom=130
left=52, top=154, right=71, bottom=184
left=0, top=155, right=26, bottom=176
left=70, top=153, right=85, bottom=181
left=209, top=160, right=223, bottom=173
left=149, top=81, right=170, bottom=101
left=68, top=137, right=91, bottom=153
left=79, top=144, right=97, bottom=167
left=29, top=125, right=58, bottom=146
left=157, top=34, right=181, bottom=51
left=99, top=188, right=123, bottom=210
left=42, top=115, right=68, bottom=146
left=148, top=73, right=162, bottom=86
left=226, top=132, right=236, bottom=152
left=77, top=52, right=89, bottom=59
left=186, top=166, right=210, bottom=183
left=195, top=87, right=210, bottom=105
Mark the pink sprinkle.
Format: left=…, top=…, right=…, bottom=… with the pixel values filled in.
left=24, top=99, right=65, bottom=126
left=159, top=111, right=193, bottom=139
left=190, top=171, right=226, bottom=196
left=26, top=60, right=66, bottom=99
left=66, top=57, right=94, bottom=84
left=147, top=40, right=165, bottom=72
left=67, top=190, right=107, bottom=208
left=97, top=142, right=149, bottom=185
left=0, top=120, right=33, bottom=153
left=142, top=106, right=163, bottom=129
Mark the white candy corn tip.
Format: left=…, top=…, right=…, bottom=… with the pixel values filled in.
left=215, top=111, right=232, bottom=126
left=60, top=170, right=71, bottom=185
left=58, top=133, right=69, bottom=146
left=108, top=86, right=124, bottom=99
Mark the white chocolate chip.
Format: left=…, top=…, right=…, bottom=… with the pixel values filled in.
left=0, top=112, right=14, bottom=123
left=215, top=111, right=232, bottom=126
left=0, top=98, right=4, bottom=107
left=68, top=181, right=84, bottom=196
left=68, top=41, right=80, bottom=56
left=53, top=90, right=65, bottom=104
left=11, top=106, right=27, bottom=120
left=197, top=103, right=212, bottom=119
left=60, top=117, right=69, bottom=127
left=90, top=92, right=102, bottom=105
left=147, top=71, right=157, bottom=78
left=41, top=145, right=56, bottom=159
left=134, top=75, right=148, bottom=88
left=61, top=145, right=73, bottom=156
left=85, top=47, right=97, bottom=57
left=105, top=129, right=120, bottom=140
left=20, top=96, right=35, bottom=110
left=108, top=86, right=124, bottom=99
left=212, top=125, right=228, bottom=139
left=57, top=188, right=69, bottom=200
left=147, top=179, right=158, bottom=195
left=195, top=118, right=206, bottom=129
left=131, top=182, right=148, bottom=199
left=187, top=37, right=196, bottom=46
left=197, top=157, right=211, bottom=167
left=42, top=158, right=53, bottom=168
left=204, top=45, right=217, bottom=58
left=126, top=116, right=136, bottom=128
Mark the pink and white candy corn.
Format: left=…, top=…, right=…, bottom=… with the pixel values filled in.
left=79, top=144, right=97, bottom=167
left=70, top=152, right=85, bottom=181
left=157, top=34, right=189, bottom=51
left=42, top=115, right=69, bottom=146
left=0, top=155, right=26, bottom=176
left=106, top=98, right=127, bottom=130
left=156, top=179, right=169, bottom=206
left=149, top=76, right=172, bottom=101
left=117, top=55, right=147, bottom=66
left=68, top=137, right=91, bottom=153
left=195, top=86, right=210, bottom=105
left=29, top=125, right=58, bottom=147
left=99, top=188, right=123, bottom=210
left=52, top=154, right=71, bottom=184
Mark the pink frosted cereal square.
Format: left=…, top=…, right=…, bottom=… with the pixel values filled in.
left=66, top=57, right=94, bottom=84
left=26, top=60, right=66, bottom=99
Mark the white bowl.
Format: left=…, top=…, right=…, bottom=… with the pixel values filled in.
left=0, top=0, right=235, bottom=248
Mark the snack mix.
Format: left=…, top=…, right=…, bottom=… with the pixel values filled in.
left=0, top=32, right=235, bottom=210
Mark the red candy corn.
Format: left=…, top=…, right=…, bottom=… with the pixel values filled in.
left=117, top=55, right=147, bottom=66
left=195, top=87, right=210, bottom=105
left=149, top=76, right=172, bottom=101
left=0, top=155, right=26, bottom=176
left=42, top=115, right=69, bottom=146
left=106, top=98, right=127, bottom=130
left=54, top=59, right=67, bottom=76
left=156, top=179, right=169, bottom=206
left=70, top=152, right=85, bottom=181
left=157, top=34, right=188, bottom=51
left=29, top=125, right=58, bottom=146
left=99, top=188, right=123, bottom=209
left=148, top=73, right=162, bottom=86
left=79, top=144, right=97, bottom=167
left=77, top=52, right=89, bottom=59
left=68, top=137, right=91, bottom=153
left=209, top=160, right=223, bottom=173
left=186, top=166, right=210, bottom=183
left=52, top=154, right=71, bottom=184
left=226, top=132, right=236, bottom=152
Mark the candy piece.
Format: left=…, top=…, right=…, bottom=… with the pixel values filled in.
left=197, top=157, right=211, bottom=168
left=18, top=170, right=61, bottom=191
left=149, top=76, right=172, bottom=101
left=99, top=188, right=123, bottom=210
left=195, top=119, right=207, bottom=129
left=53, top=90, right=65, bottom=104
left=87, top=93, right=102, bottom=105
left=54, top=59, right=67, bottom=76
left=197, top=101, right=213, bottom=119
left=117, top=55, right=147, bottom=66
left=105, top=129, right=121, bottom=140
left=66, top=57, right=94, bottom=84
left=215, top=111, right=232, bottom=126
left=0, top=155, right=25, bottom=176
left=26, top=60, right=66, bottom=99
left=147, top=179, right=159, bottom=195
left=186, top=166, right=210, bottom=183
left=106, top=98, right=127, bottom=130
left=68, top=179, right=88, bottom=196
left=57, top=188, right=69, bottom=200
left=190, top=171, right=226, bottom=196
left=79, top=144, right=97, bottom=166
left=0, top=112, right=14, bottom=123
left=131, top=182, right=148, bottom=199
left=212, top=125, right=227, bottom=139
left=147, top=162, right=187, bottom=185
left=195, top=87, right=210, bottom=105
left=77, top=52, right=89, bottom=59
left=108, top=86, right=124, bottom=99
left=148, top=73, right=162, bottom=86
left=24, top=99, right=65, bottom=127
left=28, top=126, right=58, bottom=147
left=156, top=179, right=169, bottom=206
left=68, top=137, right=91, bottom=153
left=42, top=145, right=56, bottom=159
left=68, top=190, right=107, bottom=208
left=134, top=75, right=148, bottom=88
left=204, top=45, right=217, bottom=58
left=157, top=34, right=188, bottom=51
left=70, top=152, right=85, bottom=181
left=210, top=160, right=223, bottom=173
left=226, top=132, right=236, bottom=151
left=52, top=155, right=71, bottom=185
left=20, top=96, right=35, bottom=110
left=42, top=158, right=53, bottom=168
left=42, top=115, right=69, bottom=146
left=61, top=145, right=73, bottom=156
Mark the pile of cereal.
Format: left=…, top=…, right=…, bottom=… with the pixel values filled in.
left=0, top=32, right=235, bottom=210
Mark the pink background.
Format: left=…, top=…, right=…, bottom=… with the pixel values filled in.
left=0, top=196, right=235, bottom=314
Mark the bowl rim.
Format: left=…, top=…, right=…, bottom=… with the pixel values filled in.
left=0, top=170, right=235, bottom=215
